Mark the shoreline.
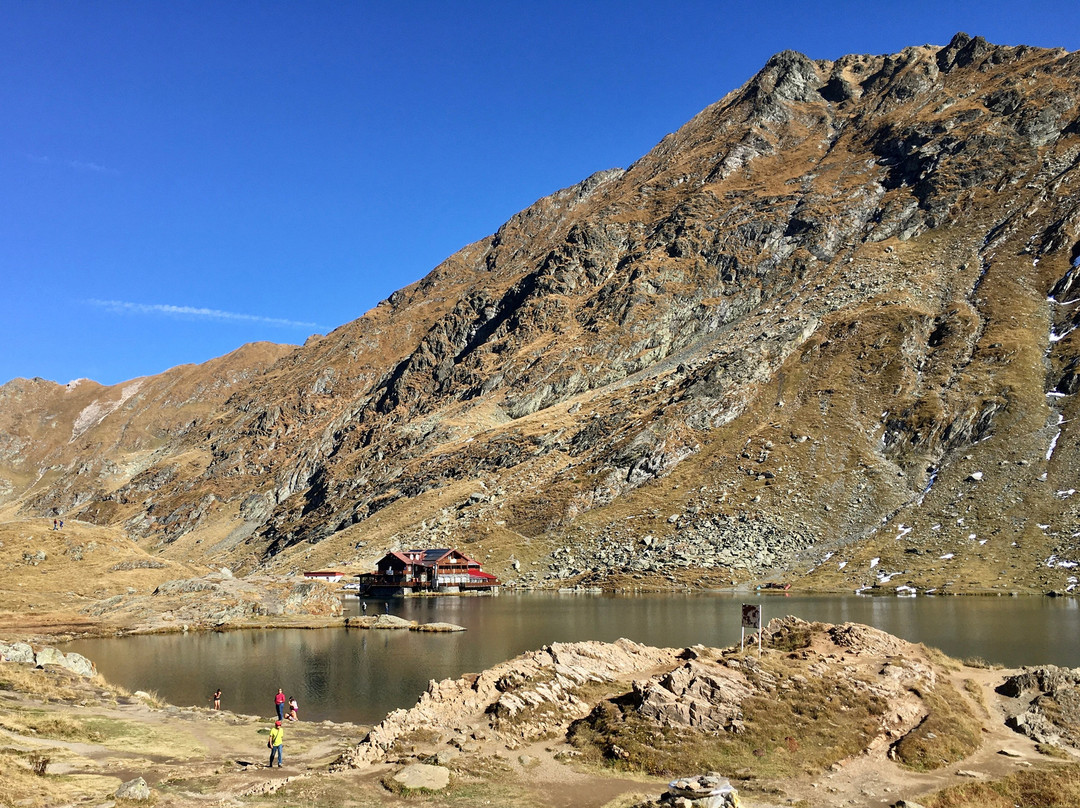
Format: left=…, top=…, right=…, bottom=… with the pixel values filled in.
left=1, top=585, right=1076, bottom=648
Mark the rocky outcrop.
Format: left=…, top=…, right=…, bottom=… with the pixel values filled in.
left=331, top=639, right=680, bottom=769
left=999, top=665, right=1080, bottom=749
left=332, top=618, right=985, bottom=785
left=633, top=774, right=740, bottom=808
left=633, top=657, right=753, bottom=732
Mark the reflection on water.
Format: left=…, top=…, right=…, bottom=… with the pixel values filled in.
left=65, top=593, right=1080, bottom=724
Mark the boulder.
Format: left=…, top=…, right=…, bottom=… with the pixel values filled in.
left=661, top=773, right=739, bottom=807
left=34, top=647, right=97, bottom=677
left=0, top=641, right=35, bottom=664
left=115, top=776, right=152, bottom=801
left=413, top=622, right=466, bottom=632
left=391, top=762, right=450, bottom=792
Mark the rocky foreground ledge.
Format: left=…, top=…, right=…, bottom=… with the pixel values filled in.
left=329, top=617, right=1080, bottom=807
left=1, top=617, right=1079, bottom=806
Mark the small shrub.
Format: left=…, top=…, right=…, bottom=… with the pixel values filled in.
left=768, top=623, right=814, bottom=652
left=29, top=752, right=49, bottom=776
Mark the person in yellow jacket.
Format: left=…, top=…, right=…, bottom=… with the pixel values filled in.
left=268, top=720, right=284, bottom=768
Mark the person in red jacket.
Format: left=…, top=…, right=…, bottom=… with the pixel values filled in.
left=274, top=688, right=286, bottom=721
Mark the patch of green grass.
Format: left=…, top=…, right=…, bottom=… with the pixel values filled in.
left=891, top=681, right=982, bottom=771
left=922, top=763, right=1080, bottom=808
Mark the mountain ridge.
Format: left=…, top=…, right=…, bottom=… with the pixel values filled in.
left=4, top=33, right=1080, bottom=595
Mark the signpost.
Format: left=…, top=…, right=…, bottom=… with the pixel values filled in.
left=741, top=603, right=762, bottom=655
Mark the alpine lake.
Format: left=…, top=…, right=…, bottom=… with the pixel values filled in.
left=65, top=592, right=1080, bottom=724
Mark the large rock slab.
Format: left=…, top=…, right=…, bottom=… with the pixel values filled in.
left=999, top=665, right=1080, bottom=749
left=345, top=614, right=417, bottom=629
left=391, top=762, right=450, bottom=792
left=32, top=646, right=98, bottom=677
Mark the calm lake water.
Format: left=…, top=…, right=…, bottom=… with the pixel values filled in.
left=65, top=593, right=1080, bottom=724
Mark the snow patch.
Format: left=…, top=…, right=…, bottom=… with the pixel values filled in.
left=939, top=553, right=954, bottom=560
left=869, top=557, right=880, bottom=569
left=70, top=380, right=144, bottom=442
left=1050, top=326, right=1076, bottom=343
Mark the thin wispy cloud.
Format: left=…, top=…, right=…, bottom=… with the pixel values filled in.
left=28, top=154, right=115, bottom=173
left=68, top=159, right=110, bottom=173
left=88, top=299, right=322, bottom=330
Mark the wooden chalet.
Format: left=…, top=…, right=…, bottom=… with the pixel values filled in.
left=357, top=548, right=500, bottom=597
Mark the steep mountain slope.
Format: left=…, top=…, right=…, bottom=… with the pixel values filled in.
left=3, top=33, right=1080, bottom=594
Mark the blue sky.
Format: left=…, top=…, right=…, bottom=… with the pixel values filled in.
left=3, top=1, right=1078, bottom=386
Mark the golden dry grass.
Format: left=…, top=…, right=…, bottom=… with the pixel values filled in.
left=891, top=681, right=983, bottom=771
left=922, top=763, right=1080, bottom=808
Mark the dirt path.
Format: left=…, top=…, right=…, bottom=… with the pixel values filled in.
left=749, top=665, right=1063, bottom=808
